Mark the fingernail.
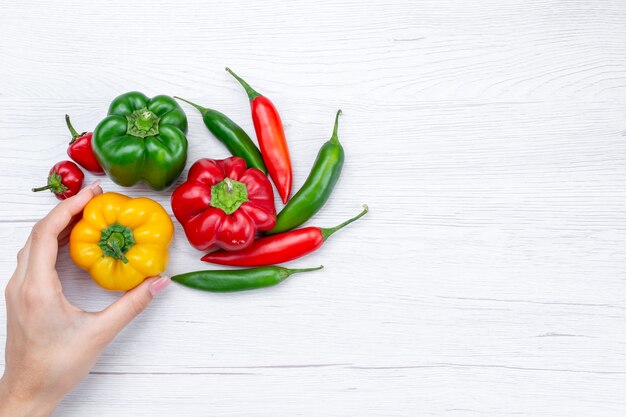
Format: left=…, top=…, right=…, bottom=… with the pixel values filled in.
left=78, top=180, right=100, bottom=195
left=149, top=276, right=170, bottom=296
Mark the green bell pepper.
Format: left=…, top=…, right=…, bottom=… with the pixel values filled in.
left=93, top=91, right=189, bottom=190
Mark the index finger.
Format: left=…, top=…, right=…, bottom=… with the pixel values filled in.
left=27, top=183, right=102, bottom=277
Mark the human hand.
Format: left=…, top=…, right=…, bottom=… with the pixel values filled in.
left=0, top=183, right=170, bottom=417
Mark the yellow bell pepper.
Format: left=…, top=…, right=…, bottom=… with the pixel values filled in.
left=69, top=192, right=174, bottom=291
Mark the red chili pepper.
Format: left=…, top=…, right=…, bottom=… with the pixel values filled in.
left=32, top=160, right=84, bottom=200
left=171, top=156, right=277, bottom=252
left=65, top=114, right=104, bottom=174
left=202, top=205, right=368, bottom=266
left=226, top=68, right=292, bottom=203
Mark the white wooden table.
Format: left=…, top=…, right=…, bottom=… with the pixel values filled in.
left=1, top=1, right=625, bottom=415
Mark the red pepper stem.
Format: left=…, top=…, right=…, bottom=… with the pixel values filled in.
left=320, top=204, right=369, bottom=240
left=32, top=184, right=53, bottom=192
left=65, top=114, right=81, bottom=143
left=225, top=67, right=262, bottom=101
left=330, top=110, right=342, bottom=145
left=32, top=171, right=67, bottom=194
left=173, top=96, right=207, bottom=115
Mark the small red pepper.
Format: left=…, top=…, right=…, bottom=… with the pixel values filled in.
left=32, top=160, right=84, bottom=200
left=65, top=114, right=104, bottom=174
left=226, top=68, right=293, bottom=204
left=171, top=156, right=277, bottom=252
left=202, top=205, right=368, bottom=266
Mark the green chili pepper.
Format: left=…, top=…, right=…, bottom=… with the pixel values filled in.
left=92, top=91, right=188, bottom=190
left=267, top=110, right=344, bottom=235
left=171, top=265, right=323, bottom=292
left=174, top=96, right=267, bottom=174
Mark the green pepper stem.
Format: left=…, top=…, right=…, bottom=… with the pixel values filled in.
left=320, top=204, right=369, bottom=240
left=277, top=265, right=324, bottom=281
left=329, top=110, right=342, bottom=145
left=126, top=108, right=160, bottom=138
left=137, top=111, right=155, bottom=129
left=288, top=265, right=324, bottom=274
left=65, top=114, right=81, bottom=143
left=173, top=96, right=207, bottom=115
left=225, top=67, right=262, bottom=101
left=32, top=184, right=53, bottom=192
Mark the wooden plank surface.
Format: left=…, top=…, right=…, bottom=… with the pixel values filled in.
left=1, top=0, right=625, bottom=415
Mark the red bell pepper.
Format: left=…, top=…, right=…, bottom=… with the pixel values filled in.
left=226, top=68, right=293, bottom=203
left=171, top=156, right=276, bottom=252
left=32, top=160, right=84, bottom=200
left=65, top=114, right=104, bottom=174
left=202, top=205, right=368, bottom=266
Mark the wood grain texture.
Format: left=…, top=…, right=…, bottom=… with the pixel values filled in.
left=1, top=0, right=626, bottom=415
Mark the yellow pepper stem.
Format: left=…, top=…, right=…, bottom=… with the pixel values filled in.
left=98, top=223, right=135, bottom=264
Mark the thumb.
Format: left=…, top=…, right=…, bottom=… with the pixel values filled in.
left=95, top=276, right=170, bottom=341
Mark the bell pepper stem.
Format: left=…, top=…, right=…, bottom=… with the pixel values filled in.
left=137, top=111, right=155, bottom=130
left=173, top=96, right=207, bottom=115
left=225, top=67, right=262, bottom=101
left=107, top=238, right=129, bottom=263
left=32, top=184, right=53, bottom=192
left=210, top=178, right=249, bottom=215
left=126, top=108, right=160, bottom=138
left=98, top=223, right=135, bottom=264
left=330, top=110, right=342, bottom=145
left=320, top=204, right=369, bottom=240
left=65, top=114, right=81, bottom=141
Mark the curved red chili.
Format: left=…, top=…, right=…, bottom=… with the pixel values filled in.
left=202, top=205, right=368, bottom=266
left=226, top=68, right=293, bottom=203
left=65, top=115, right=104, bottom=175
left=32, top=160, right=84, bottom=200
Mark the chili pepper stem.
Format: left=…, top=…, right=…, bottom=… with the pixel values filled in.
left=286, top=265, right=324, bottom=274
left=173, top=96, right=207, bottom=114
left=320, top=204, right=369, bottom=240
left=330, top=110, right=342, bottom=145
left=281, top=265, right=324, bottom=280
left=225, top=67, right=261, bottom=101
left=33, top=171, right=67, bottom=194
left=32, top=184, right=53, bottom=192
left=65, top=114, right=81, bottom=143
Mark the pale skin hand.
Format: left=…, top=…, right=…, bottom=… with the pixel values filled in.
left=0, top=183, right=170, bottom=417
